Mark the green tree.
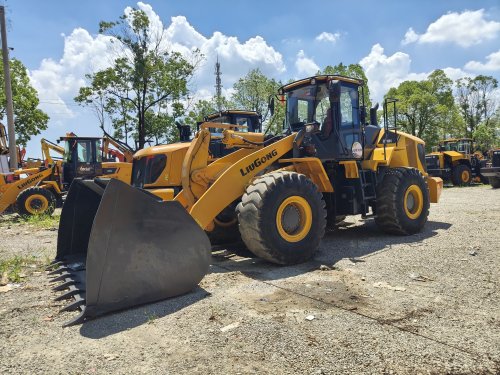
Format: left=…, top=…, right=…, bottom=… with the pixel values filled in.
left=75, top=8, right=202, bottom=150
left=322, top=63, right=371, bottom=110
left=385, top=69, right=459, bottom=149
left=456, top=75, right=498, bottom=137
left=231, top=68, right=283, bottom=133
left=473, top=108, right=500, bottom=151
left=0, top=59, right=49, bottom=145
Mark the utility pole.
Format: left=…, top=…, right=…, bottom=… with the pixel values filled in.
left=0, top=6, right=17, bottom=169
left=214, top=56, right=222, bottom=111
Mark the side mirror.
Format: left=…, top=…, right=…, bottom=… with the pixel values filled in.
left=370, top=103, right=379, bottom=126
left=328, top=80, right=341, bottom=101
left=269, top=97, right=275, bottom=116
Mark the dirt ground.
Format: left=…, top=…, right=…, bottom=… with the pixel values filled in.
left=0, top=185, right=499, bottom=374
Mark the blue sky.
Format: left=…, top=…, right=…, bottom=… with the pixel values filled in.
left=2, top=0, right=500, bottom=156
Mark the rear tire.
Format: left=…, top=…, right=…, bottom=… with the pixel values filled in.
left=236, top=171, right=326, bottom=265
left=375, top=168, right=429, bottom=235
left=16, top=187, right=56, bottom=217
left=489, top=177, right=500, bottom=189
left=451, top=164, right=472, bottom=186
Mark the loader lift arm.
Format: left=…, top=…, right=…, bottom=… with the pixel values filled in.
left=41, top=138, right=64, bottom=165
left=175, top=128, right=295, bottom=230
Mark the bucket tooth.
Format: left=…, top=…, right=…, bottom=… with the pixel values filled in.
left=55, top=288, right=83, bottom=301
left=62, top=308, right=87, bottom=327
left=52, top=280, right=76, bottom=292
left=60, top=297, right=85, bottom=313
left=50, top=272, right=71, bottom=283
left=48, top=266, right=71, bottom=276
left=46, top=261, right=63, bottom=271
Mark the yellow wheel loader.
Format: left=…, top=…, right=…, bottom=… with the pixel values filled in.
left=49, top=75, right=443, bottom=326
left=425, top=138, right=487, bottom=186
left=0, top=135, right=132, bottom=216
left=481, top=149, right=500, bottom=188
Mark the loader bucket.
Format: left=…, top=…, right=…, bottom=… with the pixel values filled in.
left=48, top=178, right=211, bottom=326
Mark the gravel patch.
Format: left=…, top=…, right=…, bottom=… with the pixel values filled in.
left=0, top=185, right=498, bottom=374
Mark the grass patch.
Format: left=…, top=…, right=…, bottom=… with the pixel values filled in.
left=146, top=313, right=159, bottom=324
left=0, top=256, right=39, bottom=283
left=21, top=214, right=60, bottom=229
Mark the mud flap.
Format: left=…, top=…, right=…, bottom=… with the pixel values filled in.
left=49, top=178, right=211, bottom=326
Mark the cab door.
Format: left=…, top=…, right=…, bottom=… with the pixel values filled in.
left=313, top=82, right=363, bottom=160
left=63, top=139, right=103, bottom=186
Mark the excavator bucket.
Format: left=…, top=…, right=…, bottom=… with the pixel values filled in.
left=48, top=178, right=211, bottom=326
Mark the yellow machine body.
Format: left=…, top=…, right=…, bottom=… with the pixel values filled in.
left=49, top=75, right=443, bottom=326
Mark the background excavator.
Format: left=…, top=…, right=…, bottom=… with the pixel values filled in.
left=49, top=75, right=442, bottom=326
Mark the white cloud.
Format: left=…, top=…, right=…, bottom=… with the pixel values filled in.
left=401, top=9, right=500, bottom=47
left=465, top=49, right=500, bottom=71
left=315, top=32, right=340, bottom=43
left=295, top=50, right=320, bottom=76
left=29, top=28, right=116, bottom=121
left=359, top=44, right=470, bottom=103
left=359, top=44, right=416, bottom=102
left=28, top=2, right=286, bottom=124
left=401, top=27, right=419, bottom=45
left=441, top=67, right=471, bottom=81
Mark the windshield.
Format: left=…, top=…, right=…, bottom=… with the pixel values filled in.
left=286, top=83, right=330, bottom=131
left=441, top=140, right=472, bottom=153
left=441, top=142, right=457, bottom=151
left=63, top=139, right=101, bottom=163
left=285, top=82, right=360, bottom=132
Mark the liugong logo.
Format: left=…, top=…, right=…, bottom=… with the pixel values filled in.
left=240, top=149, right=278, bottom=177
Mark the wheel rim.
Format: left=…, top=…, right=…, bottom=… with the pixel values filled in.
left=403, top=185, right=423, bottom=220
left=213, top=207, right=238, bottom=227
left=213, top=216, right=238, bottom=227
left=25, top=194, right=49, bottom=215
left=461, top=170, right=470, bottom=182
left=276, top=196, right=312, bottom=242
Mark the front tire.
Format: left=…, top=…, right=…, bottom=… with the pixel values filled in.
left=236, top=171, right=326, bottom=265
left=489, top=177, right=500, bottom=189
left=16, top=187, right=56, bottom=217
left=452, top=164, right=472, bottom=186
left=375, top=168, right=430, bottom=235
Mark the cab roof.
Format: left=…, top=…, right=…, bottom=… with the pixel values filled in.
left=205, top=109, right=260, bottom=120
left=440, top=138, right=473, bottom=143
left=279, top=75, right=363, bottom=94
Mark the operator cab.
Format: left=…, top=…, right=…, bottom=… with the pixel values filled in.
left=278, top=75, right=379, bottom=161
left=204, top=110, right=262, bottom=137
left=60, top=137, right=103, bottom=188
left=440, top=139, right=473, bottom=155
left=204, top=110, right=263, bottom=158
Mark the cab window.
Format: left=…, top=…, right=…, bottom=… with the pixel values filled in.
left=340, top=86, right=359, bottom=127
left=76, top=141, right=92, bottom=163
left=234, top=116, right=251, bottom=133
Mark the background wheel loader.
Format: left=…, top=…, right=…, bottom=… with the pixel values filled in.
left=0, top=134, right=132, bottom=216
left=425, top=138, right=487, bottom=186
left=481, top=149, right=500, bottom=188
left=49, top=75, right=442, bottom=326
